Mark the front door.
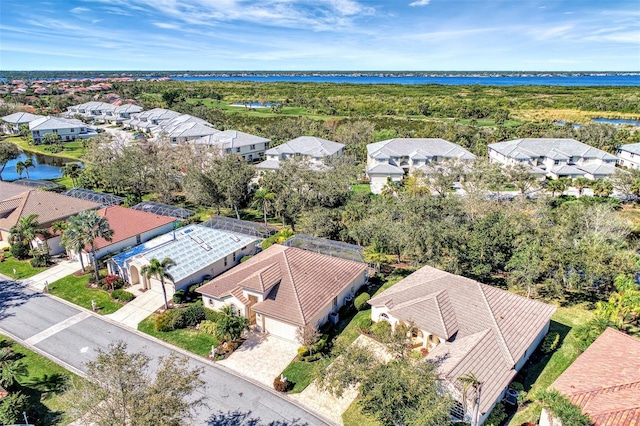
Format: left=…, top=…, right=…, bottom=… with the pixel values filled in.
left=247, top=295, right=258, bottom=325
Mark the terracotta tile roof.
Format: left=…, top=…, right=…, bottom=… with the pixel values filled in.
left=552, top=328, right=640, bottom=426
left=369, top=265, right=556, bottom=415
left=88, top=206, right=175, bottom=250
left=0, top=184, right=100, bottom=230
left=197, top=244, right=367, bottom=326
left=0, top=181, right=32, bottom=200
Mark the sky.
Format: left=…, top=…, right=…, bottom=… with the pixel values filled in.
left=0, top=0, right=639, bottom=71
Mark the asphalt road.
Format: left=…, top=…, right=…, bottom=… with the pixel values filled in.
left=0, top=278, right=328, bottom=426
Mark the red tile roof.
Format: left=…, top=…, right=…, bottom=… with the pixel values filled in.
left=197, top=244, right=367, bottom=326
left=88, top=206, right=175, bottom=250
left=552, top=328, right=640, bottom=426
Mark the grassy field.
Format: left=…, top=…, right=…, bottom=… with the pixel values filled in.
left=0, top=252, right=48, bottom=279
left=138, top=315, right=218, bottom=357
left=5, top=136, right=86, bottom=161
left=48, top=273, right=123, bottom=315
left=187, top=98, right=336, bottom=120
left=0, top=335, right=82, bottom=425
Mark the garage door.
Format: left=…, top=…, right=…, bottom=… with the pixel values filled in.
left=264, top=317, right=298, bottom=342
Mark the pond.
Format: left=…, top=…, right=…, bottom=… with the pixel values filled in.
left=1, top=152, right=81, bottom=181
left=591, top=118, right=640, bottom=127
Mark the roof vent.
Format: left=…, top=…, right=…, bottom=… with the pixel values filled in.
left=230, top=235, right=240, bottom=242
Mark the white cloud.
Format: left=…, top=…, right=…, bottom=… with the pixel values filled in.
left=70, top=7, right=90, bottom=13
left=152, top=22, right=181, bottom=30
left=409, top=0, right=431, bottom=6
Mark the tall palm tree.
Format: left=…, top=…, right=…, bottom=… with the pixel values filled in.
left=363, top=240, right=394, bottom=272
left=74, top=210, right=114, bottom=282
left=252, top=188, right=275, bottom=226
left=63, top=163, right=82, bottom=188
left=9, top=213, right=43, bottom=249
left=573, top=177, right=591, bottom=197
left=141, top=257, right=176, bottom=310
left=459, top=372, right=483, bottom=426
left=15, top=157, right=35, bottom=179
left=60, top=222, right=86, bottom=272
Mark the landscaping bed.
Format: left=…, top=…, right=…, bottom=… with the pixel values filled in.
left=48, top=273, right=124, bottom=315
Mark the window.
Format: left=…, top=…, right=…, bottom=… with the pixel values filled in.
left=241, top=246, right=247, bottom=250
left=136, top=235, right=141, bottom=245
left=208, top=298, right=214, bottom=306
left=250, top=144, right=256, bottom=150
left=554, top=160, right=560, bottom=165
left=333, top=296, right=338, bottom=307
left=236, top=147, right=241, bottom=153
left=232, top=251, right=237, bottom=262
left=224, top=256, right=228, bottom=266
left=226, top=148, right=231, bottom=154
left=70, top=128, right=74, bottom=133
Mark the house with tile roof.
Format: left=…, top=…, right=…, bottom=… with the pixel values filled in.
left=64, top=101, right=116, bottom=121
left=73, top=206, right=176, bottom=266
left=365, top=138, right=476, bottom=194
left=488, top=138, right=618, bottom=180
left=108, top=224, right=256, bottom=297
left=0, top=182, right=101, bottom=253
left=124, top=108, right=181, bottom=132
left=543, top=328, right=640, bottom=426
left=1, top=111, right=44, bottom=134
left=256, top=136, right=345, bottom=172
left=617, top=142, right=640, bottom=170
left=368, top=265, right=556, bottom=425
left=197, top=244, right=368, bottom=342
left=193, top=130, right=271, bottom=162
left=153, top=114, right=218, bottom=144
left=29, top=116, right=98, bottom=144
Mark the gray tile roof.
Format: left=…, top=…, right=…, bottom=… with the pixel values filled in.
left=255, top=159, right=281, bottom=171
left=193, top=130, right=270, bottom=149
left=367, top=138, right=476, bottom=161
left=1, top=112, right=43, bottom=124
left=29, top=116, right=86, bottom=131
left=618, top=143, right=640, bottom=156
left=366, top=163, right=405, bottom=175
left=369, top=265, right=556, bottom=415
left=489, top=138, right=617, bottom=161
left=265, top=136, right=344, bottom=158
left=576, top=162, right=616, bottom=176
left=551, top=164, right=584, bottom=175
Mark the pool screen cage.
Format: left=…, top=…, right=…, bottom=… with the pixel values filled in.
left=13, top=179, right=65, bottom=192
left=131, top=201, right=195, bottom=220
left=281, top=234, right=366, bottom=263
left=62, top=188, right=124, bottom=206
left=201, top=216, right=277, bottom=240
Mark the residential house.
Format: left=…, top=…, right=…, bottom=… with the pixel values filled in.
left=154, top=114, right=218, bottom=144
left=197, top=244, right=368, bottom=342
left=0, top=112, right=44, bottom=135
left=29, top=116, right=98, bottom=144
left=108, top=224, right=256, bottom=297
left=368, top=266, right=556, bottom=425
left=65, top=101, right=115, bottom=121
left=542, top=328, right=640, bottom=426
left=365, top=138, right=476, bottom=194
left=488, top=138, right=618, bottom=180
left=256, top=136, right=345, bottom=172
left=73, top=206, right=176, bottom=267
left=124, top=108, right=181, bottom=132
left=193, top=130, right=271, bottom=162
left=617, top=143, right=640, bottom=170
left=0, top=182, right=101, bottom=253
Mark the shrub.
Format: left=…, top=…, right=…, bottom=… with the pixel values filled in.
left=173, top=289, right=185, bottom=304
left=204, top=308, right=224, bottom=322
left=485, top=402, right=507, bottom=426
left=104, top=274, right=125, bottom=290
left=354, top=292, right=371, bottom=311
left=30, top=255, right=49, bottom=268
left=509, top=382, right=524, bottom=392
left=314, top=336, right=328, bottom=353
left=302, top=353, right=323, bottom=362
left=199, top=320, right=217, bottom=335
left=273, top=376, right=291, bottom=392
left=541, top=331, right=561, bottom=353
left=187, top=284, right=200, bottom=295
left=537, top=389, right=591, bottom=426
left=155, top=311, right=174, bottom=332
left=182, top=305, right=206, bottom=327
left=371, top=320, right=391, bottom=341
left=111, top=289, right=134, bottom=302
left=240, top=255, right=253, bottom=263
left=298, top=346, right=309, bottom=357
left=10, top=241, right=30, bottom=260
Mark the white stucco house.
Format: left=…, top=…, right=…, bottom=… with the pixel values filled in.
left=102, top=104, right=144, bottom=124
left=193, top=130, right=271, bottom=162
left=153, top=114, right=218, bottom=144
left=256, top=136, right=345, bottom=172
left=124, top=108, right=182, bottom=132
left=29, top=116, right=98, bottom=144
left=365, top=138, right=476, bottom=194
left=616, top=143, right=640, bottom=170
left=368, top=266, right=556, bottom=425
left=0, top=112, right=44, bottom=135
left=197, top=244, right=368, bottom=342
left=488, top=138, right=618, bottom=180
left=108, top=225, right=256, bottom=298
left=65, top=101, right=115, bottom=121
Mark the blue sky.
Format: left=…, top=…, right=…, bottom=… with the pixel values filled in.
left=1, top=0, right=639, bottom=71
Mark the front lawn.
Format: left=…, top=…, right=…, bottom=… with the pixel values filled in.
left=0, top=252, right=48, bottom=279
left=6, top=136, right=86, bottom=161
left=138, top=315, right=218, bottom=357
left=1, top=334, right=84, bottom=425
left=48, top=274, right=122, bottom=315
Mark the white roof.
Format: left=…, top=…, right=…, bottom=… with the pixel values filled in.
left=489, top=138, right=617, bottom=161
left=366, top=163, right=405, bottom=175
left=1, top=112, right=43, bottom=124
left=367, top=138, right=476, bottom=161
left=619, top=143, right=640, bottom=156
left=193, top=130, right=270, bottom=149
left=29, top=116, right=86, bottom=131
left=265, top=136, right=344, bottom=158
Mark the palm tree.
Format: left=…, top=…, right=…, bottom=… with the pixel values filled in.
left=60, top=222, right=86, bottom=272
left=573, top=177, right=591, bottom=197
left=9, top=213, right=43, bottom=249
left=216, top=305, right=249, bottom=342
left=252, top=188, right=275, bottom=226
left=459, top=372, right=483, bottom=426
left=63, top=163, right=82, bottom=188
left=593, top=179, right=613, bottom=197
left=363, top=240, right=394, bottom=272
left=74, top=210, right=113, bottom=282
left=141, top=257, right=176, bottom=310
left=0, top=348, right=27, bottom=389
left=15, top=157, right=35, bottom=179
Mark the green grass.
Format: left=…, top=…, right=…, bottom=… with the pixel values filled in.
left=351, top=184, right=371, bottom=194
left=48, top=273, right=122, bottom=315
left=138, top=315, right=218, bottom=357
left=6, top=136, right=86, bottom=161
left=0, top=251, right=48, bottom=279
left=1, top=334, right=84, bottom=425
left=508, top=304, right=594, bottom=425
left=281, top=361, right=316, bottom=394
left=343, top=398, right=381, bottom=426
left=187, top=98, right=337, bottom=120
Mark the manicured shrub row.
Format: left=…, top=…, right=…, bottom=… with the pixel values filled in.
left=111, top=289, right=134, bottom=302
left=354, top=292, right=371, bottom=311
left=154, top=305, right=206, bottom=332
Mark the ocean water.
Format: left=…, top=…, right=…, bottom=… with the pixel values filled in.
left=172, top=74, right=640, bottom=86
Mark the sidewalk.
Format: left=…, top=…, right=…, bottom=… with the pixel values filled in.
left=106, top=290, right=164, bottom=328
left=21, top=259, right=81, bottom=291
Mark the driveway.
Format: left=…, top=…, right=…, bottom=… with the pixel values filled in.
left=106, top=289, right=165, bottom=328
left=21, top=259, right=81, bottom=291
left=218, top=332, right=299, bottom=387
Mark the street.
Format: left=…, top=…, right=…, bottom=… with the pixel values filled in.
left=0, top=278, right=328, bottom=426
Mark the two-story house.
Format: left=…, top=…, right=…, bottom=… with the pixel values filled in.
left=256, top=136, right=345, bottom=172
left=154, top=114, right=218, bottom=144
left=616, top=143, right=640, bottom=170
left=29, top=116, right=98, bottom=144
left=0, top=112, right=43, bottom=135
left=193, top=130, right=271, bottom=162
left=124, top=108, right=181, bottom=132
